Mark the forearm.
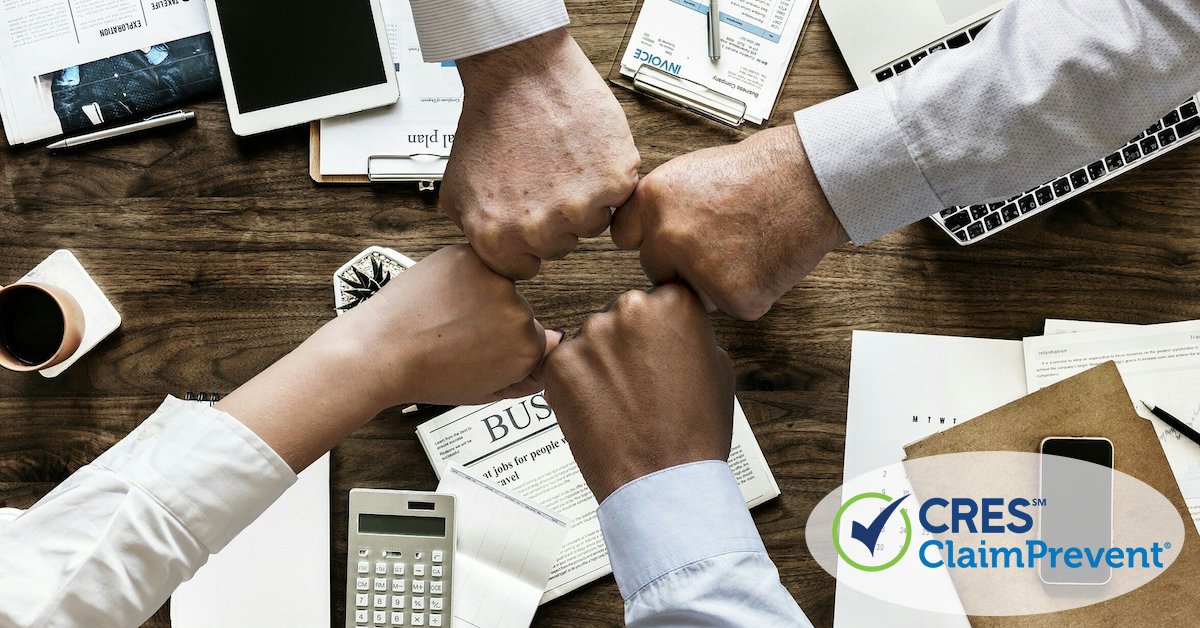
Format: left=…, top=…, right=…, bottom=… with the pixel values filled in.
left=797, top=0, right=1200, bottom=243
left=216, top=315, right=394, bottom=472
left=598, top=461, right=812, bottom=626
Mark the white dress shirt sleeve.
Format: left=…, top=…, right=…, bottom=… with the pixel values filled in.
left=409, top=0, right=570, bottom=62
left=0, top=397, right=296, bottom=628
left=795, top=0, right=1200, bottom=244
left=597, top=460, right=813, bottom=626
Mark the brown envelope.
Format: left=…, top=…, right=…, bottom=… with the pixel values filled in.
left=904, top=361, right=1199, bottom=626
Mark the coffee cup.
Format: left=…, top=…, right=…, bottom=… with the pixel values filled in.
left=0, top=282, right=85, bottom=372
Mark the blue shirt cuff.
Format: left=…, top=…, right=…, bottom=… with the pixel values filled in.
left=597, top=460, right=766, bottom=600
left=794, top=84, right=946, bottom=244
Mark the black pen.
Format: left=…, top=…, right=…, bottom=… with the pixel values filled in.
left=1141, top=400, right=1200, bottom=447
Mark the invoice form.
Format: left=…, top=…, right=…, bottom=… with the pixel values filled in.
left=619, top=0, right=812, bottom=124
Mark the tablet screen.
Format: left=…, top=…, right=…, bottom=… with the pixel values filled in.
left=213, top=0, right=388, bottom=113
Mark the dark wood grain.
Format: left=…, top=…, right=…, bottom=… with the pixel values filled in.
left=3, top=2, right=1200, bottom=626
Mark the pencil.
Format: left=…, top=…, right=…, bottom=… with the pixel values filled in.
left=1141, top=400, right=1200, bottom=447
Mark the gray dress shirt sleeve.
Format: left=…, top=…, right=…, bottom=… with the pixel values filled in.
left=795, top=0, right=1200, bottom=244
left=409, top=0, right=570, bottom=62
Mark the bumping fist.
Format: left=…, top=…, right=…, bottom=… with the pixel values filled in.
left=441, top=28, right=641, bottom=280
left=543, top=284, right=734, bottom=502
left=339, top=245, right=562, bottom=408
left=610, top=126, right=848, bottom=320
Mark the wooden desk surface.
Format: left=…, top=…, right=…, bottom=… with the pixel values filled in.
left=3, top=2, right=1200, bottom=626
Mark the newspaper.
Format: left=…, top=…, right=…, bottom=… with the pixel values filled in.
left=0, top=0, right=217, bottom=144
left=416, top=391, right=781, bottom=603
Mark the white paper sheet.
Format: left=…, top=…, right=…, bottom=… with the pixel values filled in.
left=836, top=330, right=1028, bottom=628
left=1042, top=318, right=1140, bottom=335
left=319, top=0, right=462, bottom=177
left=619, top=0, right=811, bottom=124
left=1024, top=320, right=1200, bottom=531
left=172, top=453, right=330, bottom=627
left=437, top=464, right=569, bottom=628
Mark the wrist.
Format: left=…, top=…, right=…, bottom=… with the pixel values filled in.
left=305, top=313, right=412, bottom=416
left=457, top=28, right=578, bottom=100
left=766, top=126, right=849, bottom=250
left=590, top=452, right=726, bottom=503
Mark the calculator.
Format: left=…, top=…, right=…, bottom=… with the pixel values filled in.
left=346, top=489, right=455, bottom=628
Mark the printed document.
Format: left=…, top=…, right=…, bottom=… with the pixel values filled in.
left=436, top=464, right=569, bottom=628
left=619, top=0, right=811, bottom=124
left=1024, top=319, right=1200, bottom=531
left=416, top=391, right=780, bottom=602
left=838, top=330, right=1027, bottom=628
left=319, top=0, right=462, bottom=177
left=0, top=0, right=215, bottom=144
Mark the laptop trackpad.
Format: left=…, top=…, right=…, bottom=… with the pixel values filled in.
left=936, top=0, right=1000, bottom=25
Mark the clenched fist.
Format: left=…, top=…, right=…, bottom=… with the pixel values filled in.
left=611, top=126, right=848, bottom=320
left=442, top=28, right=641, bottom=280
left=543, top=284, right=734, bottom=501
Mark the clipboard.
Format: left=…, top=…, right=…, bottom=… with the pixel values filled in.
left=608, top=0, right=819, bottom=131
left=904, top=362, right=1200, bottom=626
left=309, top=122, right=446, bottom=190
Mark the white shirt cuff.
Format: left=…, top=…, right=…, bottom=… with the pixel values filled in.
left=92, top=396, right=296, bottom=553
left=410, top=0, right=570, bottom=63
left=597, top=460, right=766, bottom=599
left=794, top=85, right=946, bottom=244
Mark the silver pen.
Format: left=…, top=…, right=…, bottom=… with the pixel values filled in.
left=708, top=0, right=721, bottom=61
left=47, top=110, right=196, bottom=150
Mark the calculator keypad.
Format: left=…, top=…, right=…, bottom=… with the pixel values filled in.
left=351, top=547, right=447, bottom=627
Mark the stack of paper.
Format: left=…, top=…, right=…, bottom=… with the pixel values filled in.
left=839, top=322, right=1200, bottom=627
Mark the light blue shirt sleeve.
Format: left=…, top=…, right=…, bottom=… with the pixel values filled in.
left=597, top=460, right=813, bottom=627
left=795, top=0, right=1200, bottom=243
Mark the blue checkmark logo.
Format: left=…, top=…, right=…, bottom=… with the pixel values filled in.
left=833, top=492, right=913, bottom=572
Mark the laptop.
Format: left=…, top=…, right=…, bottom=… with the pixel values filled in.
left=821, top=0, right=1200, bottom=245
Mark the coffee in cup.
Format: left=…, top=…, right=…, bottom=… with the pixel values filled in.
left=0, top=282, right=85, bottom=372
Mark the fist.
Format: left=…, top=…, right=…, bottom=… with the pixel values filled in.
left=442, top=29, right=640, bottom=280
left=341, top=245, right=562, bottom=408
left=610, top=126, right=848, bottom=320
left=543, top=284, right=734, bottom=501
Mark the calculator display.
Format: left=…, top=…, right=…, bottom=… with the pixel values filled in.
left=359, top=513, right=446, bottom=538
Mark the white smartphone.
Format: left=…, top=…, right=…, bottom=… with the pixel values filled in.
left=1038, top=436, right=1115, bottom=585
left=205, top=0, right=399, bottom=135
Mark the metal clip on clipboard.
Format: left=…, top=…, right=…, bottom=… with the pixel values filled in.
left=366, top=153, right=449, bottom=191
left=630, top=64, right=748, bottom=127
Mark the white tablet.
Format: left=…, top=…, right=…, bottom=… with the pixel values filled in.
left=205, top=0, right=399, bottom=136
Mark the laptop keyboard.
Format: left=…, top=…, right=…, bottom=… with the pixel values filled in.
left=872, top=17, right=1200, bottom=245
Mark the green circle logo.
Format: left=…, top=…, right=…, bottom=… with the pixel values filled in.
left=832, top=492, right=913, bottom=572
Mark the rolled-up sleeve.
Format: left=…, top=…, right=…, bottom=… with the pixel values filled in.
left=0, top=397, right=295, bottom=628
left=597, top=460, right=812, bottom=626
left=795, top=0, right=1200, bottom=244
left=409, top=0, right=570, bottom=62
